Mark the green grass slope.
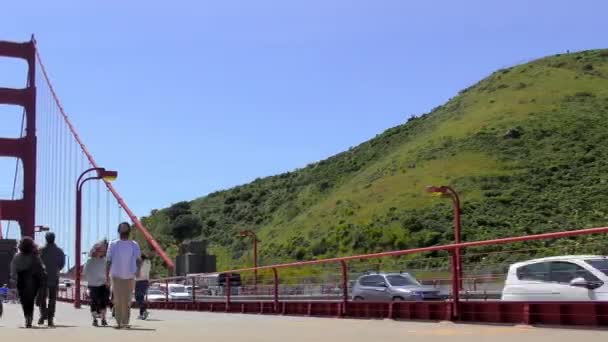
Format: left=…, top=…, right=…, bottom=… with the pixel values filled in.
left=139, top=49, right=608, bottom=276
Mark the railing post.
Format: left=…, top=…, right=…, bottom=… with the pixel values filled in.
left=191, top=277, right=196, bottom=303
left=225, top=273, right=231, bottom=309
left=165, top=279, right=169, bottom=303
left=272, top=267, right=279, bottom=313
left=451, top=250, right=460, bottom=320
left=340, top=260, right=348, bottom=316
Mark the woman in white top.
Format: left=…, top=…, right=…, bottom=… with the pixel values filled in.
left=83, top=240, right=110, bottom=327
left=134, top=253, right=151, bottom=320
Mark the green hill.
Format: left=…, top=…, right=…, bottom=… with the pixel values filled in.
left=140, top=49, right=608, bottom=277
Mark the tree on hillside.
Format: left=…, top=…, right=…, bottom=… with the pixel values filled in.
left=170, top=214, right=203, bottom=242
left=166, top=201, right=191, bottom=220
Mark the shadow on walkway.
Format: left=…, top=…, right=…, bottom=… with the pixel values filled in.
left=18, top=325, right=78, bottom=330
left=114, top=326, right=156, bottom=331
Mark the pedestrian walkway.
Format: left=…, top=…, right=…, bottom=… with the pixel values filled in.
left=0, top=302, right=607, bottom=341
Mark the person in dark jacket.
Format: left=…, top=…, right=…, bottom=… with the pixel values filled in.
left=38, top=232, right=66, bottom=327
left=10, top=237, right=47, bottom=328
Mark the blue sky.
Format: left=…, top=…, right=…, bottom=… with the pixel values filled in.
left=1, top=0, right=607, bottom=231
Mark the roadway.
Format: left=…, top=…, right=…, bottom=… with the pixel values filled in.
left=1, top=302, right=607, bottom=341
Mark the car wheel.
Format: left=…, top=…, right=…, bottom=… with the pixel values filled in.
left=353, top=296, right=364, bottom=301
left=392, top=296, right=405, bottom=302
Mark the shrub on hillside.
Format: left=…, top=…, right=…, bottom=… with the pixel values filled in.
left=170, top=214, right=203, bottom=242
left=514, top=82, right=527, bottom=90
left=575, top=91, right=594, bottom=97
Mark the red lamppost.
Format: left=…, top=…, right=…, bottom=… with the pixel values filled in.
left=239, top=230, right=259, bottom=286
left=74, top=167, right=117, bottom=308
left=426, top=185, right=462, bottom=316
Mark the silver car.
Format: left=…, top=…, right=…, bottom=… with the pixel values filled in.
left=352, top=272, right=442, bottom=301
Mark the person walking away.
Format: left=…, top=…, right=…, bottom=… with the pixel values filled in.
left=0, top=284, right=8, bottom=302
left=38, top=232, right=65, bottom=327
left=84, top=240, right=111, bottom=327
left=0, top=284, right=5, bottom=318
left=135, top=253, right=151, bottom=320
left=0, top=283, right=8, bottom=318
left=106, top=222, right=141, bottom=329
left=10, top=237, right=47, bottom=328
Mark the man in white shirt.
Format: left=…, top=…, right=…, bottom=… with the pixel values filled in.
left=135, top=253, right=151, bottom=320
left=106, top=222, right=141, bottom=329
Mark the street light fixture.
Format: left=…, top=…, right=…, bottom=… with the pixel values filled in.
left=426, top=185, right=463, bottom=316
left=34, top=226, right=50, bottom=245
left=239, top=230, right=259, bottom=286
left=74, top=167, right=118, bottom=308
left=34, top=225, right=50, bottom=232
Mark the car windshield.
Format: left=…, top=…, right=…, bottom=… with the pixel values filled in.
left=170, top=286, right=187, bottom=293
left=386, top=274, right=421, bottom=286
left=585, top=259, right=608, bottom=276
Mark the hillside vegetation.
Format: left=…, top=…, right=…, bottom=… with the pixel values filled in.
left=139, top=49, right=608, bottom=277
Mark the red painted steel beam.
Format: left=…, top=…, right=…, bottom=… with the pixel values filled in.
left=0, top=40, right=34, bottom=59
left=0, top=137, right=25, bottom=157
left=187, top=225, right=608, bottom=276
left=34, top=43, right=175, bottom=271
left=0, top=87, right=30, bottom=106
left=0, top=199, right=25, bottom=221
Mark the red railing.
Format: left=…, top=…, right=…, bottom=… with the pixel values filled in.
left=57, top=224, right=608, bottom=326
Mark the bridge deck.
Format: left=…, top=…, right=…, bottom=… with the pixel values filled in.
left=0, top=303, right=606, bottom=341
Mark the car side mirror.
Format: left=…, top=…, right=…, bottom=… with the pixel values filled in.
left=569, top=277, right=588, bottom=287
left=569, top=277, right=603, bottom=290
left=377, top=282, right=387, bottom=288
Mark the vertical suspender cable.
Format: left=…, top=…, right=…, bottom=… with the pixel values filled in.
left=88, top=164, right=92, bottom=247
left=5, top=109, right=26, bottom=239
left=80, top=153, right=85, bottom=251
left=63, top=119, right=69, bottom=248
left=41, top=90, right=48, bottom=238
left=69, top=136, right=75, bottom=259
left=52, top=102, right=58, bottom=241
left=106, top=189, right=110, bottom=240
left=36, top=46, right=175, bottom=270
left=59, top=111, right=64, bottom=246
left=96, top=181, right=100, bottom=242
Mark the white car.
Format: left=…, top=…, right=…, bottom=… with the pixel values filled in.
left=58, top=279, right=73, bottom=292
left=162, top=284, right=191, bottom=301
left=501, top=255, right=608, bottom=301
left=146, top=289, right=167, bottom=302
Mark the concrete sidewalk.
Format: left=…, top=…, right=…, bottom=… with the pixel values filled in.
left=0, top=302, right=607, bottom=341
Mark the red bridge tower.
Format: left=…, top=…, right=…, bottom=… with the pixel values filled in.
left=0, top=38, right=37, bottom=238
